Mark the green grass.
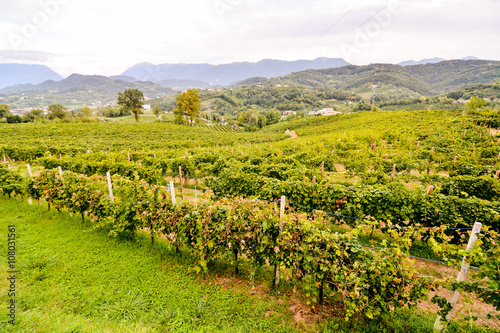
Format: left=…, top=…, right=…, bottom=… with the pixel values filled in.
left=0, top=198, right=295, bottom=333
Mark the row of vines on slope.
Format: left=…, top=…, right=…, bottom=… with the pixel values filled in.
left=0, top=166, right=498, bottom=323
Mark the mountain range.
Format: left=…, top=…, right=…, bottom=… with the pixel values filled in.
left=120, top=57, right=351, bottom=86
left=259, top=59, right=500, bottom=95
left=0, top=63, right=63, bottom=90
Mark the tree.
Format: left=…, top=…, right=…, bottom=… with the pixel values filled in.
left=466, top=96, right=487, bottom=112
left=117, top=89, right=145, bottom=122
left=6, top=115, right=22, bottom=123
left=48, top=104, right=67, bottom=120
left=0, top=104, right=11, bottom=118
left=153, top=105, right=162, bottom=118
left=80, top=106, right=93, bottom=118
left=173, top=89, right=201, bottom=125
left=22, top=109, right=44, bottom=122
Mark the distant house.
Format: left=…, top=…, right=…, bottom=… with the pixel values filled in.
left=316, top=108, right=341, bottom=116
left=308, top=111, right=317, bottom=116
left=143, top=104, right=151, bottom=111
left=282, top=110, right=296, bottom=116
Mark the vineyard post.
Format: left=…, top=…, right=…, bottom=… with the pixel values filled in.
left=427, top=185, right=434, bottom=195
left=2, top=155, right=5, bottom=163
left=179, top=166, right=184, bottom=200
left=391, top=164, right=396, bottom=181
left=275, top=195, right=286, bottom=286
left=454, top=156, right=458, bottom=164
left=321, top=161, right=324, bottom=178
left=59, top=154, right=62, bottom=160
left=106, top=172, right=114, bottom=203
left=433, top=222, right=482, bottom=332
left=26, top=164, right=33, bottom=177
left=170, top=181, right=176, bottom=205
left=58, top=166, right=63, bottom=178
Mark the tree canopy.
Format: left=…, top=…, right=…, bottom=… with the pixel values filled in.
left=173, top=89, right=201, bottom=125
left=48, top=104, right=67, bottom=120
left=117, top=89, right=145, bottom=122
left=0, top=104, right=10, bottom=118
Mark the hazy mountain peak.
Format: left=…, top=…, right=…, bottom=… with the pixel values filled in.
left=0, top=63, right=64, bottom=89
left=121, top=58, right=350, bottom=86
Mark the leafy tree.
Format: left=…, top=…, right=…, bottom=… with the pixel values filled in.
left=22, top=108, right=44, bottom=122
left=0, top=104, right=11, bottom=118
left=117, top=89, right=145, bottom=122
left=173, top=89, right=201, bottom=125
left=48, top=104, right=67, bottom=120
left=80, top=106, right=93, bottom=118
left=466, top=96, right=487, bottom=112
left=153, top=105, right=162, bottom=118
left=6, top=115, right=22, bottom=123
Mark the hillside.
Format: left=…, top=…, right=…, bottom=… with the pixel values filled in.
left=260, top=60, right=500, bottom=96
left=0, top=74, right=175, bottom=109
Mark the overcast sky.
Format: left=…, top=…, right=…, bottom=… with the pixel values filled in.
left=0, top=0, right=499, bottom=76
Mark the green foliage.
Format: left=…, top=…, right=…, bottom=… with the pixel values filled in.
left=0, top=103, right=10, bottom=118
left=47, top=104, right=67, bottom=120
left=173, top=89, right=201, bottom=125
left=466, top=96, right=488, bottom=112
left=117, top=88, right=145, bottom=122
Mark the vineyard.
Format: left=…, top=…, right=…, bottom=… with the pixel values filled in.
left=1, top=109, right=500, bottom=332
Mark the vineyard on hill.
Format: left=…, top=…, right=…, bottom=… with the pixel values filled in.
left=1, top=109, right=500, bottom=332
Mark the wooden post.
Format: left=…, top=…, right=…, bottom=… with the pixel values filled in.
left=106, top=172, right=114, bottom=203
left=58, top=166, right=63, bottom=178
left=313, top=176, right=316, bottom=184
left=179, top=166, right=184, bottom=200
left=427, top=185, right=434, bottom=195
left=275, top=195, right=286, bottom=286
left=434, top=222, right=482, bottom=332
left=59, top=153, right=62, bottom=160
left=26, top=164, right=33, bottom=177
left=127, top=151, right=130, bottom=163
left=391, top=164, right=396, bottom=181
left=170, top=181, right=176, bottom=206
left=454, top=155, right=458, bottom=164
left=321, top=161, right=324, bottom=178
left=431, top=147, right=434, bottom=153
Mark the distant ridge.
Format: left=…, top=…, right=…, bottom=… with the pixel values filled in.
left=259, top=59, right=500, bottom=95
left=398, top=57, right=446, bottom=66
left=0, top=63, right=63, bottom=89
left=121, top=57, right=350, bottom=86
left=0, top=73, right=175, bottom=97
